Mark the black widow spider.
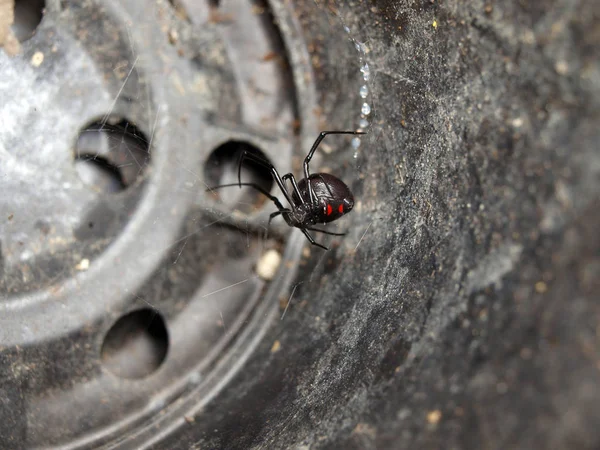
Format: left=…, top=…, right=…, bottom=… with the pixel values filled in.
left=209, top=130, right=366, bottom=250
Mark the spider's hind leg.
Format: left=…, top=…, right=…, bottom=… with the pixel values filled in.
left=300, top=228, right=328, bottom=250
left=207, top=182, right=286, bottom=211
left=305, top=226, right=346, bottom=236
left=238, top=150, right=295, bottom=207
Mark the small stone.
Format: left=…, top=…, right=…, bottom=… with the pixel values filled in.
left=256, top=249, right=282, bottom=280
left=75, top=258, right=90, bottom=271
left=555, top=60, right=568, bottom=75
left=535, top=281, right=548, bottom=293
left=31, top=51, right=44, bottom=67
left=512, top=117, right=524, bottom=128
left=427, top=410, right=442, bottom=424
left=168, top=29, right=179, bottom=45
left=270, top=340, right=281, bottom=353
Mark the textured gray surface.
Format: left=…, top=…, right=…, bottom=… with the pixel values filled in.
left=0, top=0, right=598, bottom=448
left=162, top=0, right=600, bottom=448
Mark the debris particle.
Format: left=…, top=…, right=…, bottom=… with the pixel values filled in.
left=256, top=249, right=282, bottom=280
left=261, top=51, right=277, bottom=62
left=555, top=60, right=568, bottom=75
left=535, top=281, right=548, bottom=293
left=279, top=296, right=288, bottom=310
left=168, top=29, right=179, bottom=45
left=511, top=117, right=524, bottom=128
left=208, top=10, right=234, bottom=24
left=352, top=422, right=377, bottom=438
left=7, top=213, right=13, bottom=221
left=31, top=51, right=44, bottom=67
left=432, top=20, right=438, bottom=29
left=270, top=340, right=281, bottom=353
left=184, top=415, right=195, bottom=423
left=75, top=258, right=90, bottom=271
left=427, top=409, right=442, bottom=424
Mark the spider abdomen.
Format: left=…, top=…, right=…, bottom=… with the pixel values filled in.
left=294, top=173, right=355, bottom=224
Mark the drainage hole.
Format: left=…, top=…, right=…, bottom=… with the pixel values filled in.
left=205, top=141, right=274, bottom=214
left=11, top=0, right=45, bottom=42
left=101, top=308, right=169, bottom=379
left=74, top=119, right=150, bottom=193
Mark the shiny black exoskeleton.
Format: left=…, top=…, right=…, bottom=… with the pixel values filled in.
left=290, top=173, right=354, bottom=224
left=209, top=130, right=365, bottom=250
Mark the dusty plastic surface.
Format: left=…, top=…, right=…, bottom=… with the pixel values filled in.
left=0, top=0, right=598, bottom=448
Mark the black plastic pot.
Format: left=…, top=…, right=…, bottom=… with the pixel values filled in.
left=1, top=0, right=598, bottom=448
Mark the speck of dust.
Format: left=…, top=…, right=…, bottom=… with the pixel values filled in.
left=270, top=340, right=281, bottom=353
left=535, top=281, right=548, bottom=294
left=427, top=410, right=442, bottom=424
left=31, top=51, right=44, bottom=67
left=75, top=258, right=90, bottom=271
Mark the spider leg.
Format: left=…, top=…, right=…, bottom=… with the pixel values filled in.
left=282, top=173, right=305, bottom=204
left=207, top=182, right=287, bottom=211
left=300, top=228, right=328, bottom=250
left=304, top=226, right=346, bottom=236
left=208, top=182, right=293, bottom=242
left=267, top=209, right=293, bottom=224
left=238, top=151, right=296, bottom=208
left=262, top=210, right=290, bottom=242
left=303, top=131, right=366, bottom=203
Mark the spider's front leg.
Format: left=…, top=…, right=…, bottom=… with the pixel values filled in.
left=238, top=150, right=296, bottom=208
left=207, top=182, right=287, bottom=211
left=303, top=131, right=366, bottom=203
left=282, top=173, right=305, bottom=205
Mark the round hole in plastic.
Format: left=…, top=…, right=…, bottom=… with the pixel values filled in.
left=101, top=308, right=169, bottom=379
left=11, top=0, right=45, bottom=42
left=74, top=119, right=150, bottom=193
left=205, top=140, right=274, bottom=213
